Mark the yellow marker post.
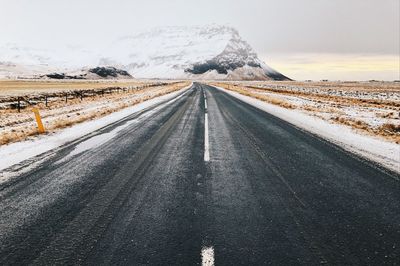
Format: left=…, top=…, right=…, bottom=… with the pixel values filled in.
left=32, top=108, right=46, bottom=134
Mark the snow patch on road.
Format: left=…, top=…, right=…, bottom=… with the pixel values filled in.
left=215, top=86, right=400, bottom=174
left=61, top=122, right=132, bottom=162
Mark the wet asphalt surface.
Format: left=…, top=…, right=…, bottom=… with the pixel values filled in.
left=0, top=83, right=399, bottom=265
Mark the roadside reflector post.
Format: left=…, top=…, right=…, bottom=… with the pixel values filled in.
left=32, top=108, right=46, bottom=134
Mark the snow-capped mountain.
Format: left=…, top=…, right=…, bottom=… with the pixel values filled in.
left=0, top=25, right=290, bottom=80
left=101, top=25, right=289, bottom=80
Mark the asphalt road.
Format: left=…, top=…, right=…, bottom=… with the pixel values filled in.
left=0, top=83, right=399, bottom=265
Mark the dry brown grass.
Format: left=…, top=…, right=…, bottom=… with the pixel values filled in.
left=212, top=83, right=296, bottom=109
left=376, top=112, right=399, bottom=119
left=240, top=80, right=400, bottom=93
left=332, top=117, right=400, bottom=143
left=242, top=84, right=400, bottom=109
left=333, top=116, right=370, bottom=130
left=0, top=79, right=175, bottom=96
left=379, top=123, right=400, bottom=134
left=0, top=127, right=38, bottom=145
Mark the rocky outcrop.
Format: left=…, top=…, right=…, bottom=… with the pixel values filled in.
left=42, top=67, right=133, bottom=80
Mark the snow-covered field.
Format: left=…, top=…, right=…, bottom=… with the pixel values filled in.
left=212, top=82, right=400, bottom=174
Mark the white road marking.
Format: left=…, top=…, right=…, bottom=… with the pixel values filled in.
left=201, top=246, right=214, bottom=266
left=203, top=88, right=210, bottom=162
left=204, top=90, right=207, bottom=109
left=204, top=113, right=210, bottom=162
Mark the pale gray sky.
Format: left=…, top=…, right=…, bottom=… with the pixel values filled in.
left=1, top=0, right=399, bottom=80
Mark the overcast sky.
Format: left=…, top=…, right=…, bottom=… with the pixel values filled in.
left=1, top=0, right=399, bottom=80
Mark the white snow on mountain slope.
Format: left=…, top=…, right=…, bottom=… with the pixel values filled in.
left=0, top=43, right=99, bottom=68
left=0, top=25, right=289, bottom=80
left=103, top=26, right=232, bottom=69
left=0, top=43, right=101, bottom=78
left=0, top=61, right=55, bottom=79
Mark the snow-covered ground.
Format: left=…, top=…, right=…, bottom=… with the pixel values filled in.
left=0, top=83, right=192, bottom=182
left=215, top=85, right=399, bottom=174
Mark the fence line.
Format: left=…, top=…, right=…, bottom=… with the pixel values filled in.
left=1, top=82, right=175, bottom=112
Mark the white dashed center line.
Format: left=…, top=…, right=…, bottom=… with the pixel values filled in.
left=201, top=246, right=214, bottom=266
left=204, top=90, right=210, bottom=162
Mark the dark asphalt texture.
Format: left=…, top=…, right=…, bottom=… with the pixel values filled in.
left=0, top=83, right=399, bottom=265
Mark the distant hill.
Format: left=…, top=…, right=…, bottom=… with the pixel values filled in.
left=41, top=67, right=133, bottom=80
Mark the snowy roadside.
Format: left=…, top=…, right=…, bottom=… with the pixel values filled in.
left=0, top=83, right=192, bottom=177
left=0, top=82, right=187, bottom=145
left=212, top=81, right=400, bottom=143
left=215, top=86, right=399, bottom=175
